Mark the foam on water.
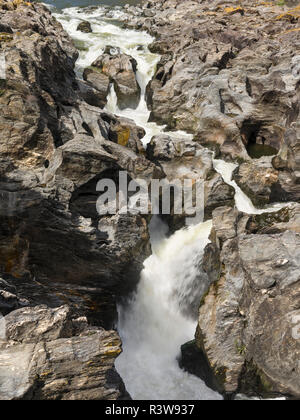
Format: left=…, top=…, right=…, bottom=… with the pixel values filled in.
left=116, top=217, right=221, bottom=400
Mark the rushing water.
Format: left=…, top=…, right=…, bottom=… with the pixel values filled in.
left=42, top=0, right=141, bottom=10
left=52, top=3, right=289, bottom=400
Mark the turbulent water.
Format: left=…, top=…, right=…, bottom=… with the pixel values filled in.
left=52, top=3, right=289, bottom=400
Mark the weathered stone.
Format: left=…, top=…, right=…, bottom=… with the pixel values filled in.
left=82, top=68, right=110, bottom=108
left=197, top=206, right=300, bottom=398
left=90, top=48, right=141, bottom=110
left=0, top=305, right=129, bottom=400
left=77, top=21, right=92, bottom=33
left=146, top=134, right=235, bottom=228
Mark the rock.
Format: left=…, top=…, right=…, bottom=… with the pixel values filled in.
left=100, top=112, right=146, bottom=154
left=0, top=0, right=167, bottom=400
left=77, top=21, right=92, bottom=33
left=197, top=205, right=300, bottom=398
left=82, top=68, right=110, bottom=108
left=126, top=0, right=300, bottom=171
left=0, top=278, right=27, bottom=315
left=179, top=340, right=220, bottom=393
left=233, top=158, right=300, bottom=207
left=91, top=48, right=141, bottom=110
left=0, top=305, right=129, bottom=400
left=77, top=78, right=109, bottom=109
left=146, top=134, right=235, bottom=228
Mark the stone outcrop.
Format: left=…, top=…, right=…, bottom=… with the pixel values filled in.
left=1, top=0, right=300, bottom=401
left=0, top=305, right=129, bottom=400
left=118, top=0, right=300, bottom=399
left=85, top=46, right=141, bottom=110
left=0, top=0, right=162, bottom=400
left=196, top=204, right=300, bottom=398
left=123, top=0, right=300, bottom=199
left=146, top=134, right=235, bottom=228
left=77, top=21, right=92, bottom=33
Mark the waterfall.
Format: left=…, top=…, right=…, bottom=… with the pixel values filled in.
left=53, top=5, right=289, bottom=400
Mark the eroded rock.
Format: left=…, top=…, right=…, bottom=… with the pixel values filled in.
left=88, top=47, right=141, bottom=110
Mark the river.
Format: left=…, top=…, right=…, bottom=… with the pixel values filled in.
left=49, top=1, right=287, bottom=400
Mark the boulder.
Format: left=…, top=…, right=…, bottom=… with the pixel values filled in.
left=146, top=134, right=235, bottom=228
left=0, top=305, right=129, bottom=400
left=82, top=68, right=110, bottom=108
left=91, top=47, right=141, bottom=110
left=77, top=21, right=92, bottom=33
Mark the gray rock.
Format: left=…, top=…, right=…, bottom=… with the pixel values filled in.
left=91, top=49, right=141, bottom=110
left=146, top=134, right=235, bottom=228
left=197, top=206, right=300, bottom=397
left=82, top=69, right=110, bottom=108
left=0, top=305, right=129, bottom=400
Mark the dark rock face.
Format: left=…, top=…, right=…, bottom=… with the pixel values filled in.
left=0, top=0, right=163, bottom=400
left=179, top=340, right=220, bottom=393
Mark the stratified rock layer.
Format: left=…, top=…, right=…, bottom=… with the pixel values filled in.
left=0, top=304, right=129, bottom=400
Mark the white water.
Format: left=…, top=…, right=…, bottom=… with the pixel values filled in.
left=54, top=6, right=191, bottom=145
left=117, top=218, right=221, bottom=400
left=53, top=5, right=290, bottom=400
left=213, top=159, right=289, bottom=215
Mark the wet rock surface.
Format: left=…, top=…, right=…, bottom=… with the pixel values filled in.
left=146, top=134, right=235, bottom=229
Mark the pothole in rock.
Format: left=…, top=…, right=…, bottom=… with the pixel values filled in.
left=241, top=119, right=279, bottom=159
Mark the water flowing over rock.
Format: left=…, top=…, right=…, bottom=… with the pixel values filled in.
left=0, top=304, right=129, bottom=400
left=145, top=134, right=235, bottom=228
left=0, top=0, right=162, bottom=400
left=0, top=0, right=299, bottom=401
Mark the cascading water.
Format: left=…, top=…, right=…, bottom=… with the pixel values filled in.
left=213, top=159, right=289, bottom=215
left=52, top=3, right=290, bottom=400
left=117, top=218, right=221, bottom=400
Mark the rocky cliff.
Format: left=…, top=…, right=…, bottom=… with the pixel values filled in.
left=0, top=0, right=299, bottom=400
left=0, top=0, right=161, bottom=399
left=121, top=0, right=300, bottom=399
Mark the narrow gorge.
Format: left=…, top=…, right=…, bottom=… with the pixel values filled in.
left=0, top=0, right=299, bottom=401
